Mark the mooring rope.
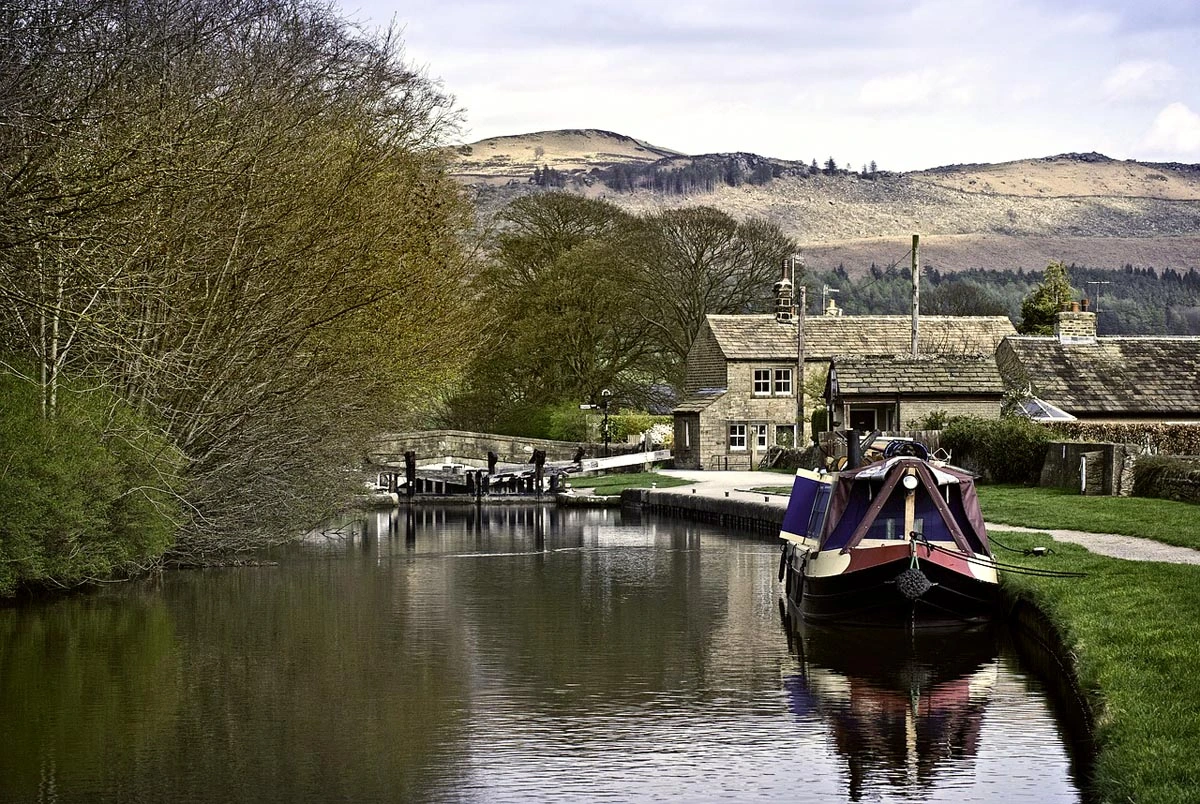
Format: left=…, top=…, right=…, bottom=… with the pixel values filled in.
left=917, top=538, right=1087, bottom=579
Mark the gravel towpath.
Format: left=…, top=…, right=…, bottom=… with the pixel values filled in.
left=985, top=523, right=1200, bottom=565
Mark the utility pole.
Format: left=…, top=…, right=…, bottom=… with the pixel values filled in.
left=793, top=254, right=806, bottom=449
left=910, top=233, right=920, bottom=358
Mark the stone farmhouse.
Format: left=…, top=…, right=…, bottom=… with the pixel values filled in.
left=997, top=306, right=1200, bottom=423
left=672, top=294, right=1016, bottom=470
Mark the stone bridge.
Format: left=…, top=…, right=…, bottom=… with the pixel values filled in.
left=367, top=430, right=593, bottom=468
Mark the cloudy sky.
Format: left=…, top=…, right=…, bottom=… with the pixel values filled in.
left=338, top=0, right=1200, bottom=171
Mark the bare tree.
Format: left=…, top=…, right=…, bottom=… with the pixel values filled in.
left=1, top=0, right=474, bottom=556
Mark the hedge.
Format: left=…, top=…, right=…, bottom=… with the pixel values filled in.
left=1049, top=422, right=1200, bottom=456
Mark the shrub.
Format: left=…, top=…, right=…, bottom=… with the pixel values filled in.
left=0, top=370, right=181, bottom=596
left=941, top=416, right=1052, bottom=484
left=911, top=409, right=951, bottom=430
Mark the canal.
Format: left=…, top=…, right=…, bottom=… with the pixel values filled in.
left=0, top=505, right=1087, bottom=803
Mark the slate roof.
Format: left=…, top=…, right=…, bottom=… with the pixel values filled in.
left=672, top=388, right=726, bottom=413
left=830, top=356, right=1006, bottom=397
left=1001, top=336, right=1200, bottom=415
left=705, top=314, right=1016, bottom=360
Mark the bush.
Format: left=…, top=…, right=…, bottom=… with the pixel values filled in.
left=0, top=370, right=181, bottom=596
left=941, top=416, right=1052, bottom=484
left=911, top=409, right=951, bottom=430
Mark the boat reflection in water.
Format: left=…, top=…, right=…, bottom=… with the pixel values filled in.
left=781, top=607, right=1000, bottom=801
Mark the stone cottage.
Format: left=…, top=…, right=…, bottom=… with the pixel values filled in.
left=997, top=306, right=1200, bottom=423
left=672, top=293, right=1016, bottom=469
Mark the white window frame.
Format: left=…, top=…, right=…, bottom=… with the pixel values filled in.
left=728, top=423, right=747, bottom=451
left=774, top=368, right=793, bottom=396
left=754, top=423, right=768, bottom=449
left=684, top=422, right=691, bottom=448
left=753, top=369, right=771, bottom=396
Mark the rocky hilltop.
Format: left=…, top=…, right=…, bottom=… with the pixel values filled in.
left=450, top=130, right=1200, bottom=276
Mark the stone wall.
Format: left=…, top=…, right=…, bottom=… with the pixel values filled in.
left=1038, top=441, right=1138, bottom=496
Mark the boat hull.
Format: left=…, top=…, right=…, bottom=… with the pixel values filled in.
left=782, top=544, right=1000, bottom=628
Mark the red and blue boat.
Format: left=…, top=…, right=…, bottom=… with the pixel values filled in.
left=778, top=450, right=999, bottom=627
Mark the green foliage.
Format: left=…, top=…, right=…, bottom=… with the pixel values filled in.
left=0, top=370, right=180, bottom=596
left=608, top=413, right=668, bottom=441
left=545, top=403, right=590, bottom=442
left=1018, top=261, right=1077, bottom=334
left=1132, top=455, right=1200, bottom=503
left=911, top=409, right=951, bottom=430
left=1049, top=421, right=1200, bottom=456
left=941, top=416, right=1052, bottom=484
left=446, top=193, right=795, bottom=432
left=2, top=0, right=473, bottom=555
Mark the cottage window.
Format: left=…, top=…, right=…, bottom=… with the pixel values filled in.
left=754, top=423, right=768, bottom=449
left=753, top=369, right=771, bottom=395
left=728, top=423, right=747, bottom=451
left=774, top=368, right=793, bottom=395
left=684, top=422, right=691, bottom=448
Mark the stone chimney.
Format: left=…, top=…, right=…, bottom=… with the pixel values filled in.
left=1055, top=300, right=1097, bottom=343
left=774, top=259, right=794, bottom=323
left=824, top=298, right=842, bottom=316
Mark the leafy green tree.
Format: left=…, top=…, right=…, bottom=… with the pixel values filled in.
left=1018, top=261, right=1077, bottom=334
left=446, top=194, right=656, bottom=433
left=1, top=0, right=473, bottom=559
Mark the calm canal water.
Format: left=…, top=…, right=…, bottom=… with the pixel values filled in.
left=1, top=505, right=1087, bottom=803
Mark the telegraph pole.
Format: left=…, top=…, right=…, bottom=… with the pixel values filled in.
left=794, top=254, right=806, bottom=448
left=910, top=233, right=920, bottom=357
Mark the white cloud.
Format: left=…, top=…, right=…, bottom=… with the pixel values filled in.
left=1102, top=60, right=1176, bottom=101
left=858, top=70, right=972, bottom=110
left=1140, top=102, right=1200, bottom=157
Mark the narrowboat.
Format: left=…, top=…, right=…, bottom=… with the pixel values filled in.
left=778, top=448, right=999, bottom=627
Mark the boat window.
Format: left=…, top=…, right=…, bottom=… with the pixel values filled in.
left=807, top=484, right=832, bottom=538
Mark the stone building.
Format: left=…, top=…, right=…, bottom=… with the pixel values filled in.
left=672, top=293, right=1016, bottom=469
left=997, top=307, right=1200, bottom=423
left=825, top=355, right=1006, bottom=432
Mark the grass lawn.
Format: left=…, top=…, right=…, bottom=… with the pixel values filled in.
left=572, top=471, right=692, bottom=496
left=997, top=530, right=1200, bottom=803
left=750, top=485, right=794, bottom=495
left=976, top=484, right=1200, bottom=549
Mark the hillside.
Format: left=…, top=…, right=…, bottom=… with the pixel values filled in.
left=451, top=132, right=1200, bottom=275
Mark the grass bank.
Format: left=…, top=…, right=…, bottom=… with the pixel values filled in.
left=572, top=471, right=691, bottom=496
left=997, top=530, right=1200, bottom=803
left=977, top=485, right=1200, bottom=549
